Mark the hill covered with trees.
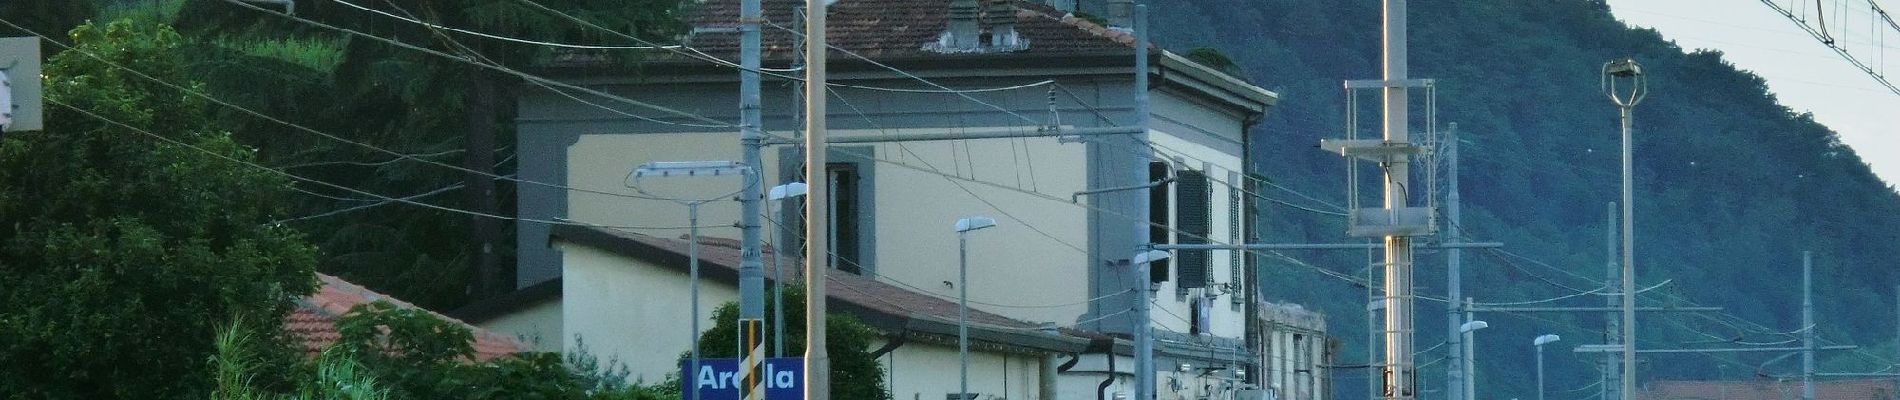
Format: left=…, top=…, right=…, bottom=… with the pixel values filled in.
left=1142, top=0, right=1900, bottom=398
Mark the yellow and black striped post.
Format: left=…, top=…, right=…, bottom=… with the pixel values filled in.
left=740, top=318, right=765, bottom=400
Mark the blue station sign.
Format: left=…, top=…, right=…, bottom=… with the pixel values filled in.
left=679, top=357, right=805, bottom=400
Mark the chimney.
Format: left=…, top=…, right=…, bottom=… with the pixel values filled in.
left=1106, top=0, right=1134, bottom=29
left=947, top=0, right=981, bottom=50
left=982, top=0, right=1018, bottom=48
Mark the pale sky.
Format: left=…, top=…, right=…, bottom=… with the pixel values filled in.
left=1604, top=0, right=1899, bottom=189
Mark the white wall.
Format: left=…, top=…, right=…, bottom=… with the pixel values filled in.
left=560, top=238, right=1072, bottom=394
left=846, top=128, right=1092, bottom=326
left=1146, top=126, right=1247, bottom=339
left=879, top=339, right=1047, bottom=400
left=476, top=299, right=564, bottom=353
left=1262, top=326, right=1326, bottom=400
left=561, top=242, right=738, bottom=383
left=565, top=128, right=1093, bottom=326
left=1058, top=354, right=1134, bottom=400
left=565, top=132, right=764, bottom=242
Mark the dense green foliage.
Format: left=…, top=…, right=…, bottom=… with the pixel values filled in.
left=215, top=301, right=677, bottom=400
left=691, top=286, right=893, bottom=400
left=213, top=320, right=395, bottom=400
left=2, top=0, right=689, bottom=310
left=0, top=20, right=319, bottom=399
left=1146, top=0, right=1900, bottom=398
left=162, top=0, right=690, bottom=309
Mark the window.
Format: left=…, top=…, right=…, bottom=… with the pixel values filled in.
left=778, top=147, right=875, bottom=276
left=827, top=164, right=864, bottom=275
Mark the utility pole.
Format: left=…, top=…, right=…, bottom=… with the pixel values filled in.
left=1601, top=58, right=1646, bottom=400
left=1463, top=298, right=1476, bottom=400
left=1445, top=123, right=1464, bottom=400
left=1803, top=251, right=1814, bottom=400
left=1131, top=5, right=1157, bottom=400
left=802, top=0, right=830, bottom=397
left=736, top=0, right=767, bottom=397
left=1380, top=1, right=1417, bottom=399
left=1603, top=202, right=1620, bottom=400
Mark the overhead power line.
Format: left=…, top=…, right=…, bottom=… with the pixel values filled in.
left=216, top=0, right=738, bottom=128
left=45, top=98, right=705, bottom=231
left=0, top=16, right=691, bottom=203
left=1760, top=0, right=1900, bottom=96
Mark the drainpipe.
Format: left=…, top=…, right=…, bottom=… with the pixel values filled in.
left=1040, top=323, right=1060, bottom=400
left=1095, top=338, right=1118, bottom=400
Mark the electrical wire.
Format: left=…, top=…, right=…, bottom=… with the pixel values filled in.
left=511, top=0, right=1056, bottom=92
left=0, top=17, right=689, bottom=203
left=46, top=98, right=707, bottom=231
left=328, top=0, right=680, bottom=50
left=215, top=0, right=738, bottom=128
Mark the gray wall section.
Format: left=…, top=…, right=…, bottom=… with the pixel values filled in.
left=512, top=70, right=1254, bottom=344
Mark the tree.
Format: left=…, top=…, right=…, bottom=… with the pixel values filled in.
left=162, top=0, right=691, bottom=308
left=0, top=19, right=319, bottom=399
left=688, top=286, right=892, bottom=400
left=215, top=300, right=675, bottom=400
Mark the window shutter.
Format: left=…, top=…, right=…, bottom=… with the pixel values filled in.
left=1149, top=162, right=1171, bottom=283
left=1230, top=173, right=1245, bottom=305
left=1176, top=169, right=1211, bottom=289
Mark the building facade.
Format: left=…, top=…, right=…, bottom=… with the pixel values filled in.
left=479, top=0, right=1302, bottom=399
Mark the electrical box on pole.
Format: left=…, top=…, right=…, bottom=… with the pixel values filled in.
left=1322, top=79, right=1439, bottom=238
left=1, top=37, right=43, bottom=133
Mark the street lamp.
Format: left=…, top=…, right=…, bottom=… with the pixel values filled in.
left=1460, top=320, right=1490, bottom=400
left=1602, top=57, right=1646, bottom=400
left=767, top=182, right=808, bottom=358
left=631, top=160, right=754, bottom=400
left=954, top=215, right=998, bottom=400
left=1533, top=334, right=1561, bottom=400
left=1133, top=248, right=1171, bottom=400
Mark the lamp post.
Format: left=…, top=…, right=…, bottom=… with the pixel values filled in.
left=1460, top=320, right=1490, bottom=400
left=1133, top=248, right=1170, bottom=400
left=953, top=216, right=998, bottom=400
left=630, top=161, right=754, bottom=400
left=767, top=182, right=808, bottom=358
left=1534, top=334, right=1561, bottom=400
left=1602, top=58, right=1646, bottom=400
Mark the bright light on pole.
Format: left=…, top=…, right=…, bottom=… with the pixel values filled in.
left=630, top=160, right=754, bottom=400
left=1602, top=57, right=1647, bottom=400
left=1460, top=320, right=1489, bottom=400
left=1132, top=248, right=1169, bottom=400
left=766, top=182, right=807, bottom=358
left=953, top=215, right=997, bottom=400
left=1534, top=334, right=1561, bottom=400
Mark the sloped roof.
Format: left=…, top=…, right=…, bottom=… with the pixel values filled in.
left=675, top=0, right=1136, bottom=61
left=287, top=274, right=524, bottom=362
left=548, top=224, right=1090, bottom=353
left=1637, top=379, right=1896, bottom=400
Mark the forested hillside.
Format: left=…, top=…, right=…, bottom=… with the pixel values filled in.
left=9, top=0, right=1899, bottom=398
left=1141, top=0, right=1900, bottom=398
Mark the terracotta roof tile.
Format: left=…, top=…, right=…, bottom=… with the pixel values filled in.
left=619, top=231, right=1036, bottom=330
left=284, top=274, right=524, bottom=362
left=561, top=0, right=1136, bottom=66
